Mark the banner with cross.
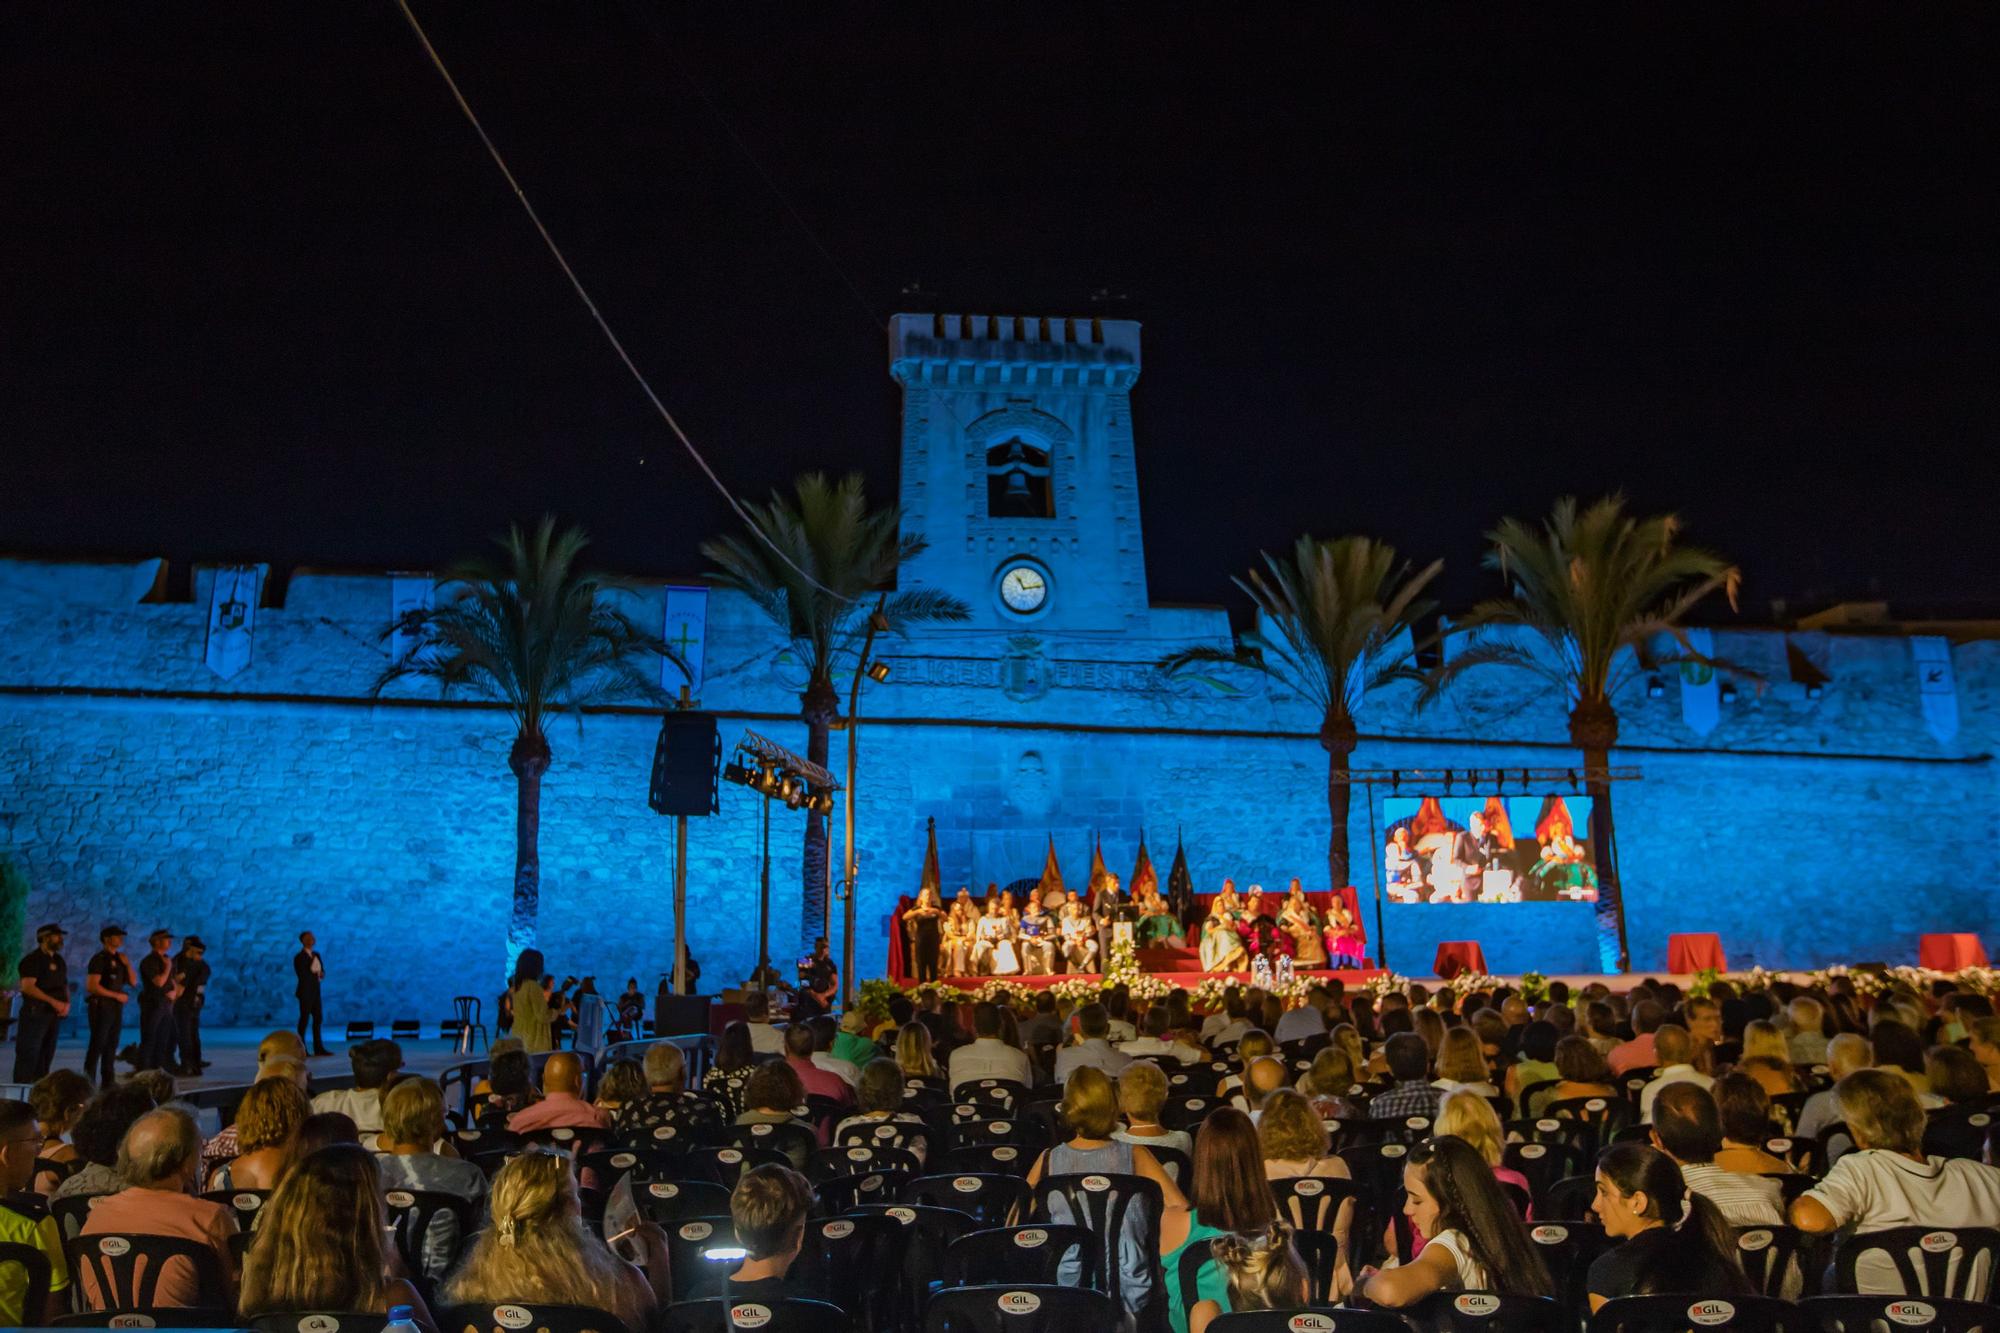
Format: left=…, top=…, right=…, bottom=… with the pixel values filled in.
left=662, top=585, right=708, bottom=696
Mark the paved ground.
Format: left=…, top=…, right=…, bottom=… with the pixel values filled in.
left=15, top=1025, right=482, bottom=1095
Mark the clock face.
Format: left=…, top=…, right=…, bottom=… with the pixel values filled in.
left=999, top=564, right=1049, bottom=614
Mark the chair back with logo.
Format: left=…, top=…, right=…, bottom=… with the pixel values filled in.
left=198, top=1187, right=272, bottom=1235
left=577, top=1145, right=688, bottom=1191
left=51, top=1192, right=102, bottom=1241
left=520, top=1124, right=611, bottom=1155
left=853, top=1201, right=977, bottom=1333
left=951, top=1117, right=1041, bottom=1153
left=660, top=1215, right=744, bottom=1305
left=1761, top=1135, right=1828, bottom=1176
left=920, top=1283, right=1118, bottom=1332
left=1832, top=1226, right=2000, bottom=1300
left=1268, top=1175, right=1359, bottom=1245
left=1734, top=1224, right=1808, bottom=1300
left=1161, top=1094, right=1218, bottom=1132
left=787, top=1212, right=905, bottom=1329
left=382, top=1187, right=481, bottom=1278
left=1923, top=1106, right=1996, bottom=1162
left=0, top=1240, right=51, bottom=1324
left=250, top=1315, right=394, bottom=1333
left=1587, top=1293, right=1806, bottom=1331
left=1539, top=1174, right=1598, bottom=1222
left=957, top=1079, right=1028, bottom=1115
left=1031, top=1172, right=1162, bottom=1325
left=835, top=1118, right=933, bottom=1162
left=1544, top=1095, right=1634, bottom=1160
left=66, top=1231, right=229, bottom=1311
left=1207, top=1310, right=1408, bottom=1333
left=657, top=1296, right=848, bottom=1332
left=729, top=1121, right=818, bottom=1166
left=675, top=1144, right=789, bottom=1189
left=636, top=1177, right=733, bottom=1224
left=901, top=1172, right=1030, bottom=1228
left=1337, top=1140, right=1416, bottom=1266
left=810, top=1143, right=922, bottom=1182
left=1408, top=1290, right=1570, bottom=1331
left=1525, top=1219, right=1613, bottom=1314
left=438, top=1301, right=634, bottom=1333
left=1501, top=1139, right=1585, bottom=1216
left=945, top=1223, right=1095, bottom=1289
left=1800, top=1293, right=1998, bottom=1333
left=814, top=1169, right=911, bottom=1215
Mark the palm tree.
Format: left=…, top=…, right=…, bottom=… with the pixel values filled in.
left=702, top=473, right=971, bottom=949
left=377, top=518, right=680, bottom=972
left=1161, top=535, right=1441, bottom=892
left=1421, top=495, right=1740, bottom=972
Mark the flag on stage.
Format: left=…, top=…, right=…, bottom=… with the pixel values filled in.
left=202, top=565, right=263, bottom=680
left=1130, top=834, right=1158, bottom=900
left=918, top=816, right=941, bottom=899
left=1166, top=831, right=1196, bottom=926
left=1088, top=834, right=1112, bottom=895
left=1036, top=834, right=1066, bottom=911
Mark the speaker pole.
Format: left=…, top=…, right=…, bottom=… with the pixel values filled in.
left=672, top=685, right=691, bottom=998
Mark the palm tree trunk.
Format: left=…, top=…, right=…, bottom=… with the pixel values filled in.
left=1571, top=699, right=1629, bottom=973
left=1320, top=716, right=1357, bottom=893
left=801, top=680, right=839, bottom=952
left=508, top=731, right=552, bottom=978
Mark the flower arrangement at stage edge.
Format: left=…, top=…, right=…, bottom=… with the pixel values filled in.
left=1951, top=967, right=2000, bottom=997
left=1445, top=971, right=1492, bottom=999
left=1517, top=972, right=1549, bottom=1006
left=1801, top=964, right=1889, bottom=997
left=1886, top=965, right=1950, bottom=995
left=1188, top=977, right=1234, bottom=1014
left=855, top=977, right=906, bottom=1027
left=1361, top=972, right=1410, bottom=1001
left=1687, top=967, right=1721, bottom=1000
left=1726, top=967, right=1779, bottom=992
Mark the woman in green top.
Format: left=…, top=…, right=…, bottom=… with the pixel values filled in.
left=1503, top=1020, right=1562, bottom=1112
left=1136, top=887, right=1184, bottom=948
left=1159, top=1107, right=1278, bottom=1333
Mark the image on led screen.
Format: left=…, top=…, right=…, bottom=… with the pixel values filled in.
left=1380, top=794, right=1599, bottom=904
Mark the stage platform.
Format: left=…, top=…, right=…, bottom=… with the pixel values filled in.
left=929, top=967, right=1699, bottom=994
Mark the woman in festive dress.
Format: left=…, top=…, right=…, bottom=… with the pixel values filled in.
left=1384, top=827, right=1419, bottom=903
left=904, top=885, right=945, bottom=983
left=1059, top=896, right=1100, bottom=973
left=1136, top=888, right=1184, bottom=948
left=1198, top=885, right=1247, bottom=972
left=974, top=895, right=1020, bottom=976
left=1323, top=897, right=1366, bottom=969
left=1017, top=895, right=1057, bottom=974
left=942, top=893, right=978, bottom=977
left=1279, top=879, right=1327, bottom=966
left=1534, top=828, right=1599, bottom=900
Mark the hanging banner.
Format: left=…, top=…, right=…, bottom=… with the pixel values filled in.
left=389, top=574, right=435, bottom=667
left=1678, top=627, right=1720, bottom=737
left=203, top=566, right=262, bottom=680
left=1911, top=636, right=1959, bottom=744
left=661, top=586, right=708, bottom=695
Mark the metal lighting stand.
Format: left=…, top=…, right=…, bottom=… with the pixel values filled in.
left=838, top=599, right=892, bottom=1009
left=724, top=730, right=840, bottom=994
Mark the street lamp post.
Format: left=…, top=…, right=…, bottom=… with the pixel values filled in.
left=839, top=596, right=890, bottom=1009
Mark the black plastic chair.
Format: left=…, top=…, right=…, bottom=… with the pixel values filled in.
left=439, top=1300, right=634, bottom=1333
left=50, top=1193, right=101, bottom=1241
left=1337, top=1140, right=1416, bottom=1266
left=382, top=1186, right=481, bottom=1279
left=658, top=1296, right=848, bottom=1332
left=957, top=1079, right=1029, bottom=1114
left=65, top=1231, right=230, bottom=1312
left=1544, top=1094, right=1635, bottom=1159
left=660, top=1215, right=745, bottom=1305
left=1832, top=1225, right=2000, bottom=1300
left=1269, top=1175, right=1360, bottom=1249
left=1539, top=1173, right=1598, bottom=1222
left=1208, top=1310, right=1407, bottom=1332
left=902, top=1172, right=1031, bottom=1228
left=944, top=1223, right=1096, bottom=1288
left=1923, top=1106, right=1995, bottom=1162
left=1515, top=1077, right=1564, bottom=1118
left=675, top=1144, right=791, bottom=1188
left=1031, top=1172, right=1163, bottom=1327
left=1409, top=1289, right=1572, bottom=1330
left=810, top=1143, right=922, bottom=1182
left=1736, top=1224, right=1809, bottom=1300
left=1501, top=1139, right=1586, bottom=1216
left=853, top=1202, right=978, bottom=1333
left=835, top=1118, right=933, bottom=1162
left=938, top=1143, right=1034, bottom=1177
left=814, top=1168, right=912, bottom=1215
left=251, top=1315, right=394, bottom=1333
left=1762, top=1135, right=1828, bottom=1176
left=0, top=1240, right=52, bottom=1324
left=636, top=1177, right=734, bottom=1223
left=577, top=1145, right=688, bottom=1189
left=951, top=1117, right=1042, bottom=1153
left=1589, top=1293, right=1809, bottom=1331
left=1527, top=1218, right=1614, bottom=1314
left=1801, top=1293, right=1999, bottom=1332
left=1162, top=1094, right=1219, bottom=1132
left=921, top=1283, right=1119, bottom=1332
left=520, top=1124, right=612, bottom=1155
left=49, top=1310, right=239, bottom=1328
left=730, top=1121, right=819, bottom=1167
left=1148, top=1143, right=1193, bottom=1186
left=790, top=1212, right=905, bottom=1332
left=201, top=1184, right=273, bottom=1232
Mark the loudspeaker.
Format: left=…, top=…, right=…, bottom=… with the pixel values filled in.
left=648, top=712, right=719, bottom=816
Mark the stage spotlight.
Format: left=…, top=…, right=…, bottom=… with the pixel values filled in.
left=808, top=788, right=835, bottom=816
left=723, top=761, right=754, bottom=788
left=1647, top=675, right=1666, bottom=698
left=777, top=775, right=799, bottom=804
left=753, top=765, right=780, bottom=796
left=867, top=660, right=891, bottom=684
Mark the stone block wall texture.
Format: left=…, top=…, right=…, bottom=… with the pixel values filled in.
left=1, top=555, right=1995, bottom=1025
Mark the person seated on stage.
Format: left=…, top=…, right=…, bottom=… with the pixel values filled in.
left=948, top=1002, right=1034, bottom=1091
left=1115, top=1060, right=1193, bottom=1165
left=506, top=1053, right=613, bottom=1135
left=1137, top=888, right=1184, bottom=948
left=1054, top=1004, right=1135, bottom=1083
left=1059, top=894, right=1101, bottom=973
left=722, top=1164, right=817, bottom=1308
left=833, top=1059, right=930, bottom=1164
left=973, top=893, right=1022, bottom=977
left=1198, top=883, right=1248, bottom=972
left=1122, top=1006, right=1204, bottom=1067
left=1323, top=899, right=1367, bottom=969
left=942, top=892, right=979, bottom=978
left=1017, top=895, right=1057, bottom=974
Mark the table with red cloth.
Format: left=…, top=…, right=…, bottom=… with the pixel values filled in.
left=1432, top=941, right=1488, bottom=980
left=1920, top=933, right=1990, bottom=971
left=885, top=886, right=1366, bottom=985
left=1667, top=932, right=1728, bottom=974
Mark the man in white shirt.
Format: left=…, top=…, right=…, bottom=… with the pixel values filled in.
left=1202, top=989, right=1256, bottom=1047
left=1103, top=990, right=1139, bottom=1044
left=743, top=991, right=785, bottom=1056
left=310, top=1038, right=402, bottom=1135
left=1273, top=986, right=1331, bottom=1045
left=1054, top=1004, right=1134, bottom=1083
left=948, top=1003, right=1034, bottom=1091
left=1121, top=1008, right=1203, bottom=1067
left=1795, top=1033, right=1871, bottom=1144
left=1651, top=1081, right=1782, bottom=1225
left=1794, top=1068, right=2000, bottom=1293
left=1637, top=1025, right=1714, bottom=1124
left=807, top=1015, right=861, bottom=1090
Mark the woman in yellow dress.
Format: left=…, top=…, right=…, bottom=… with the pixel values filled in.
left=1280, top=878, right=1327, bottom=967
left=1198, top=882, right=1247, bottom=972
left=942, top=892, right=978, bottom=977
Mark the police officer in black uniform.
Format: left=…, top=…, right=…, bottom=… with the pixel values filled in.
left=83, top=924, right=134, bottom=1088
left=136, top=929, right=179, bottom=1071
left=13, top=922, right=71, bottom=1081
left=172, top=936, right=211, bottom=1077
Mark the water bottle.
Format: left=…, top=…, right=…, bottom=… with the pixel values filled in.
left=384, top=1305, right=419, bottom=1333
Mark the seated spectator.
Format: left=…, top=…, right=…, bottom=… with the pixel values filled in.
left=1502, top=1021, right=1560, bottom=1105
left=374, top=1077, right=487, bottom=1279
left=1649, top=1082, right=1782, bottom=1226
left=1274, top=986, right=1331, bottom=1045
left=722, top=1164, right=817, bottom=1305
left=299, top=1111, right=360, bottom=1155
left=239, top=1144, right=431, bottom=1324
left=743, top=990, right=785, bottom=1056
left=620, top=1042, right=713, bottom=1140
left=311, top=1039, right=402, bottom=1136
left=1361, top=1135, right=1553, bottom=1305
left=209, top=1076, right=308, bottom=1190
left=206, top=1051, right=308, bottom=1182
left=896, top=1022, right=940, bottom=1082
left=1608, top=1001, right=1665, bottom=1076
left=1330, top=1024, right=1367, bottom=1084
left=1161, top=1107, right=1275, bottom=1333
left=1236, top=1057, right=1289, bottom=1113
left=1587, top=1141, right=1753, bottom=1311
left=1115, top=1060, right=1193, bottom=1164
left=700, top=1021, right=758, bottom=1116
left=1868, top=1017, right=1933, bottom=1099
left=1190, top=1222, right=1309, bottom=1333
left=1057, top=1004, right=1137, bottom=1083
left=478, top=1045, right=540, bottom=1123
left=831, top=1011, right=879, bottom=1069
left=1797, top=1032, right=1873, bottom=1141
left=948, top=1003, right=1034, bottom=1090
left=1258, top=1089, right=1353, bottom=1293
left=1712, top=1073, right=1793, bottom=1175
left=593, top=1060, right=647, bottom=1120
left=1435, top=1027, right=1500, bottom=1099
left=808, top=1015, right=861, bottom=1090
left=1794, top=1068, right=2000, bottom=1292
left=443, top=1149, right=669, bottom=1327
left=1787, top=996, right=1830, bottom=1066
left=1925, top=1044, right=1988, bottom=1106
left=1299, top=1045, right=1366, bottom=1121
left=1967, top=1017, right=2000, bottom=1093
left=1030, top=1067, right=1188, bottom=1327
left=833, top=1059, right=929, bottom=1162
left=781, top=1022, right=854, bottom=1117
left=0, top=1100, right=69, bottom=1323
left=1201, top=988, right=1251, bottom=1045
left=1123, top=1006, right=1204, bottom=1066
left=1434, top=1090, right=1532, bottom=1210
left=1019, top=992, right=1065, bottom=1052
left=735, top=1063, right=813, bottom=1171
left=79, top=1107, right=239, bottom=1309
left=1738, top=1020, right=1800, bottom=1096
left=506, top=1053, right=612, bottom=1135
left=1367, top=1032, right=1443, bottom=1121
left=1544, top=1035, right=1617, bottom=1115
left=1638, top=1025, right=1714, bottom=1123
left=1105, top=987, right=1139, bottom=1044
left=56, top=1083, right=157, bottom=1203
left=28, top=1070, right=93, bottom=1195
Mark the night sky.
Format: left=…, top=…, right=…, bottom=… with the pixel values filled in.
left=5, top=4, right=1995, bottom=618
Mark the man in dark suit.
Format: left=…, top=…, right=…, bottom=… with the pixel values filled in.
left=294, top=930, right=329, bottom=1056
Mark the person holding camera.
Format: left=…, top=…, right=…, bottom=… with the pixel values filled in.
left=791, top=938, right=838, bottom=1022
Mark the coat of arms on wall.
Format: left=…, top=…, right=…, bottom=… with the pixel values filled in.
left=1002, top=636, right=1050, bottom=702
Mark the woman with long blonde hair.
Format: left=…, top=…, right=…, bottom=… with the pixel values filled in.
left=896, top=1021, right=939, bottom=1080
left=239, top=1144, right=428, bottom=1322
left=442, top=1149, right=669, bottom=1328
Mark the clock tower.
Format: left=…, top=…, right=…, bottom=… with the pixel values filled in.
left=888, top=313, right=1151, bottom=636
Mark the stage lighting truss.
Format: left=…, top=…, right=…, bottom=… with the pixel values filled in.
left=722, top=729, right=841, bottom=813
left=1336, top=765, right=1641, bottom=796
